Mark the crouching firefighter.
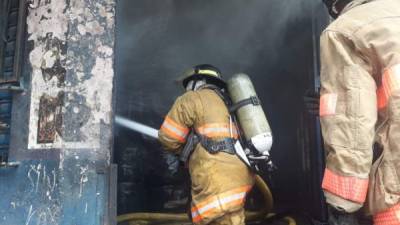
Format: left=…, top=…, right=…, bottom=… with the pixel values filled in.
left=159, top=64, right=272, bottom=225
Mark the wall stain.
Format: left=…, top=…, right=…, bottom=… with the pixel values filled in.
left=27, top=0, right=115, bottom=149
left=37, top=92, right=64, bottom=143
left=40, top=34, right=67, bottom=87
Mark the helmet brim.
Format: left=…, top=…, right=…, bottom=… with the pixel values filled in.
left=182, top=74, right=226, bottom=89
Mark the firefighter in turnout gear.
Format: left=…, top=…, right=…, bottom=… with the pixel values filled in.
left=319, top=0, right=400, bottom=224
left=158, top=64, right=254, bottom=225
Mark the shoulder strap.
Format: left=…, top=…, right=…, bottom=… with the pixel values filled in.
left=199, top=84, right=232, bottom=107
left=200, top=84, right=260, bottom=114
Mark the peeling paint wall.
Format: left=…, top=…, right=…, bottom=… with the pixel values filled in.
left=0, top=0, right=116, bottom=224
left=27, top=0, right=115, bottom=150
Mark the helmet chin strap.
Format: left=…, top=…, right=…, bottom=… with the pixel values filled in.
left=186, top=79, right=207, bottom=91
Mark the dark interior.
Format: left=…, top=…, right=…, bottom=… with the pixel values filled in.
left=114, top=0, right=329, bottom=222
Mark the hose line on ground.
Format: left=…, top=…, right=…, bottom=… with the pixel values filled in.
left=244, top=174, right=273, bottom=221
left=117, top=175, right=276, bottom=224
left=284, top=216, right=297, bottom=225
left=117, top=175, right=296, bottom=225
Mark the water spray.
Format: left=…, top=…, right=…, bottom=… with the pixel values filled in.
left=115, top=115, right=158, bottom=139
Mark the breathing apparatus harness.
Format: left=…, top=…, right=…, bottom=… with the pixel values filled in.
left=214, top=85, right=274, bottom=172
left=179, top=84, right=235, bottom=164
left=180, top=84, right=271, bottom=172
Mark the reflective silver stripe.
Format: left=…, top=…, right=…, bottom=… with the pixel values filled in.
left=197, top=126, right=238, bottom=137
left=199, top=127, right=230, bottom=134
left=191, top=192, right=246, bottom=218
left=162, top=121, right=188, bottom=139
left=219, top=192, right=246, bottom=205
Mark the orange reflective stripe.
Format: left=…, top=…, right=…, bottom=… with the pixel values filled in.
left=191, top=185, right=251, bottom=223
left=160, top=116, right=189, bottom=143
left=191, top=185, right=250, bottom=211
left=377, top=86, right=387, bottom=110
left=197, top=123, right=238, bottom=138
left=384, top=64, right=400, bottom=93
left=192, top=199, right=244, bottom=223
left=377, top=64, right=400, bottom=110
left=319, top=93, right=338, bottom=116
left=322, top=168, right=368, bottom=204
left=374, top=203, right=400, bottom=225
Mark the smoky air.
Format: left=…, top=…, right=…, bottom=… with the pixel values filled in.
left=114, top=0, right=328, bottom=214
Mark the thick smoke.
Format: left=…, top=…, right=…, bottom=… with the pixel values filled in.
left=115, top=0, right=322, bottom=123
left=114, top=0, right=329, bottom=214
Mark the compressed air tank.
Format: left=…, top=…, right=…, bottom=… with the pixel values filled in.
left=227, top=73, right=273, bottom=155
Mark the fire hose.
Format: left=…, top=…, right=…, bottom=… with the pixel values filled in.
left=117, top=175, right=296, bottom=225
left=115, top=116, right=296, bottom=225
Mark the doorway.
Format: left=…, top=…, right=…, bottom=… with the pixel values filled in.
left=114, top=0, right=329, bottom=221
